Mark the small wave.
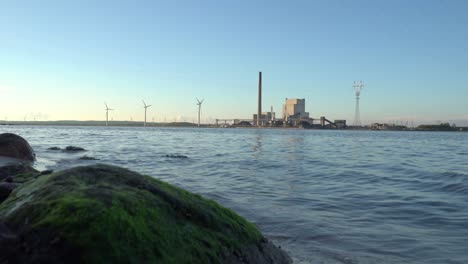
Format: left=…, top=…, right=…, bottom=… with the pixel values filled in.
left=439, top=182, right=468, bottom=194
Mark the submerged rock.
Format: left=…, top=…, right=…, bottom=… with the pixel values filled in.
left=0, top=133, right=36, bottom=161
left=164, top=154, right=189, bottom=159
left=64, top=146, right=86, bottom=151
left=47, top=147, right=62, bottom=151
left=79, top=156, right=99, bottom=160
left=0, top=164, right=291, bottom=264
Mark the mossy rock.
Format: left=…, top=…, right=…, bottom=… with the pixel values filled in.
left=0, top=164, right=38, bottom=181
left=0, top=164, right=291, bottom=264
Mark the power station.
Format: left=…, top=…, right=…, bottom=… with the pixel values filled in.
left=246, top=71, right=350, bottom=129
left=213, top=72, right=368, bottom=129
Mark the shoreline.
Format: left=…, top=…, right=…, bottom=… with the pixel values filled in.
left=1, top=122, right=467, bottom=132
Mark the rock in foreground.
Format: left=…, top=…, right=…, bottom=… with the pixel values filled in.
left=0, top=164, right=291, bottom=264
left=0, top=164, right=37, bottom=181
left=0, top=133, right=35, bottom=161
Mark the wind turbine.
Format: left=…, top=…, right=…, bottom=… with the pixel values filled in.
left=142, top=100, right=152, bottom=127
left=105, top=103, right=114, bottom=126
left=196, top=98, right=204, bottom=128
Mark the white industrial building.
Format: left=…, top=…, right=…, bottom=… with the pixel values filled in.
left=282, top=98, right=309, bottom=120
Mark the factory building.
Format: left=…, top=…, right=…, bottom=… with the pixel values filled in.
left=252, top=114, right=262, bottom=126
left=282, top=98, right=309, bottom=120
left=262, top=111, right=275, bottom=122
left=253, top=111, right=275, bottom=126
left=334, top=120, right=347, bottom=129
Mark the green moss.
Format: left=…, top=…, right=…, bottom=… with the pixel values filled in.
left=11, top=171, right=38, bottom=182
left=0, top=164, right=263, bottom=264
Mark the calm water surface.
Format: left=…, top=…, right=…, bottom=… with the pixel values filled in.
left=1, top=126, right=467, bottom=264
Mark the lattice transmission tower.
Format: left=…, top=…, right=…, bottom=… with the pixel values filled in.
left=353, top=80, right=364, bottom=126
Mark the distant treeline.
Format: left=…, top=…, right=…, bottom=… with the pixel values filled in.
left=416, top=123, right=461, bottom=131
left=0, top=120, right=212, bottom=128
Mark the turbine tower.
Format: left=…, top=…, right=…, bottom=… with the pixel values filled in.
left=142, top=100, right=152, bottom=127
left=353, top=80, right=364, bottom=126
left=196, top=98, right=204, bottom=128
left=104, top=103, right=114, bottom=126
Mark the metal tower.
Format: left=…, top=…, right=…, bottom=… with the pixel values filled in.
left=353, top=80, right=364, bottom=126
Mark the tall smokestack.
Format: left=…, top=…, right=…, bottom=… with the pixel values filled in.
left=258, top=71, right=262, bottom=127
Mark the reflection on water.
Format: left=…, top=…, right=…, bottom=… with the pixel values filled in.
left=253, top=133, right=262, bottom=154
left=1, top=126, right=467, bottom=264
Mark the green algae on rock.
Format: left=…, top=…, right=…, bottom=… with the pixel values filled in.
left=0, top=164, right=291, bottom=264
left=0, top=164, right=38, bottom=182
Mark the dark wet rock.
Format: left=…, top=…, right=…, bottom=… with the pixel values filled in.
left=50, top=146, right=87, bottom=152
left=0, top=164, right=38, bottom=181
left=64, top=146, right=86, bottom=151
left=0, top=221, right=19, bottom=261
left=224, top=241, right=292, bottom=264
left=164, top=154, right=188, bottom=159
left=47, top=147, right=62, bottom=150
left=12, top=172, right=40, bottom=184
left=38, top=169, right=54, bottom=176
left=0, top=164, right=291, bottom=264
left=4, top=176, right=13, bottom=183
left=0, top=133, right=35, bottom=161
left=0, top=182, right=19, bottom=203
left=0, top=220, right=75, bottom=264
left=79, top=156, right=99, bottom=160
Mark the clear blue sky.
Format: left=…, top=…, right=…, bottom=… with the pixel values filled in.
left=1, top=0, right=467, bottom=125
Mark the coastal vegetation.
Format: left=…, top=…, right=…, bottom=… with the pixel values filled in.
left=416, top=123, right=458, bottom=131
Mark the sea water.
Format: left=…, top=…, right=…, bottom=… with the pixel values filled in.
left=1, top=126, right=467, bottom=264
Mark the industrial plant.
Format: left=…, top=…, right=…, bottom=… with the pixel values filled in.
left=216, top=71, right=350, bottom=129
left=99, top=71, right=360, bottom=129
